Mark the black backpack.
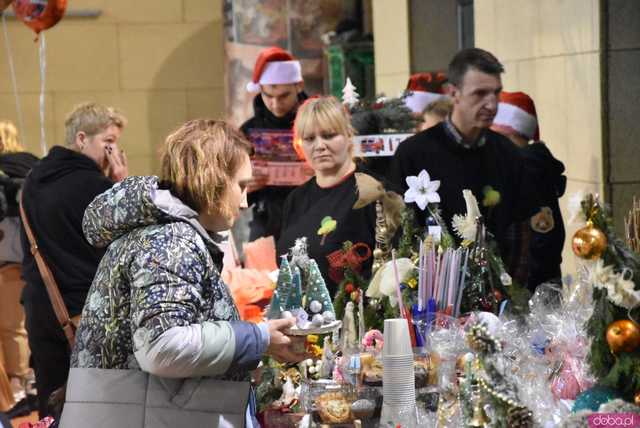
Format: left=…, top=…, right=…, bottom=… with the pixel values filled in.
left=0, top=170, right=24, bottom=222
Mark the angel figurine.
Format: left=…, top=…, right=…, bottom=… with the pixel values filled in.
left=320, top=336, right=335, bottom=378
left=341, top=301, right=357, bottom=351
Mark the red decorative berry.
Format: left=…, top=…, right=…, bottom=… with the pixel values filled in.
left=345, top=283, right=354, bottom=294
left=480, top=296, right=494, bottom=311
left=494, top=289, right=503, bottom=302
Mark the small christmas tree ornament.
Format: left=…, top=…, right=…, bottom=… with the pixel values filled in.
left=572, top=221, right=608, bottom=259
left=267, top=255, right=293, bottom=319
left=285, top=266, right=303, bottom=310
left=305, top=259, right=336, bottom=315
left=266, top=290, right=284, bottom=320
left=342, top=77, right=359, bottom=108
left=283, top=257, right=342, bottom=335
left=605, top=319, right=640, bottom=354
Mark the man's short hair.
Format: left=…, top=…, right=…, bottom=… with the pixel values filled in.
left=64, top=102, right=127, bottom=146
left=448, top=48, right=504, bottom=88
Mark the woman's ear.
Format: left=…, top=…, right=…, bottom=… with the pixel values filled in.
left=74, top=131, right=87, bottom=150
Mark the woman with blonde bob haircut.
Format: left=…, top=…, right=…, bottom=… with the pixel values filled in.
left=61, top=119, right=306, bottom=428
left=292, top=96, right=356, bottom=166
left=278, top=97, right=403, bottom=295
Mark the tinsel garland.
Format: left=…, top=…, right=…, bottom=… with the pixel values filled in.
left=465, top=323, right=534, bottom=428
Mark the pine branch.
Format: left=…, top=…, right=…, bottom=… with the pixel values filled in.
left=601, top=351, right=640, bottom=400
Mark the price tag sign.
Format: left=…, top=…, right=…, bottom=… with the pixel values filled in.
left=352, top=133, right=413, bottom=157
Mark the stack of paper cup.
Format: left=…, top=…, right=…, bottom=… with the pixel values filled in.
left=380, top=319, right=417, bottom=428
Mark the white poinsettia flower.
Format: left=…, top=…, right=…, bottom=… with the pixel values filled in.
left=452, top=190, right=481, bottom=242
left=567, top=190, right=586, bottom=225
left=404, top=169, right=441, bottom=211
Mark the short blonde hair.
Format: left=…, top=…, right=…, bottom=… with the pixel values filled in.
left=292, top=96, right=355, bottom=160
left=160, top=119, right=252, bottom=218
left=423, top=97, right=453, bottom=118
left=0, top=120, right=23, bottom=154
left=64, top=102, right=127, bottom=146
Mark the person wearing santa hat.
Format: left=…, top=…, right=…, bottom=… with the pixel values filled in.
left=492, top=91, right=566, bottom=290
left=240, top=46, right=308, bottom=241
left=491, top=90, right=540, bottom=147
left=390, top=48, right=541, bottom=263
left=403, top=72, right=452, bottom=131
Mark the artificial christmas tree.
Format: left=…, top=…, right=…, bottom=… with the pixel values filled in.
left=342, top=77, right=359, bottom=108
left=305, top=259, right=336, bottom=316
left=267, top=255, right=293, bottom=319
left=285, top=265, right=304, bottom=310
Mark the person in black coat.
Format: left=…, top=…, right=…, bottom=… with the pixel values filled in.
left=390, top=48, right=540, bottom=258
left=278, top=96, right=403, bottom=296
left=20, top=102, right=128, bottom=418
left=492, top=91, right=566, bottom=290
left=240, top=46, right=308, bottom=242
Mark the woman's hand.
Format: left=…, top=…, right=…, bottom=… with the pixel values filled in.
left=105, top=146, right=128, bottom=182
left=265, top=318, right=309, bottom=363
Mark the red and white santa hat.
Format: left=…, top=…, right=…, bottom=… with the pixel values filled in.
left=404, top=72, right=448, bottom=113
left=493, top=91, right=540, bottom=141
left=246, top=46, right=303, bottom=93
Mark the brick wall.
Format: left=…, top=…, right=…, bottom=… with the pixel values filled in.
left=0, top=0, right=224, bottom=175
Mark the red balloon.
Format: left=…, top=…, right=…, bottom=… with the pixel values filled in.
left=13, top=0, right=67, bottom=34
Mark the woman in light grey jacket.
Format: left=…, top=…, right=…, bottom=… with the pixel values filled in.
left=60, top=120, right=306, bottom=428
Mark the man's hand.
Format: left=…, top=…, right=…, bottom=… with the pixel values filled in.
left=265, top=318, right=309, bottom=364
left=105, top=146, right=128, bottom=182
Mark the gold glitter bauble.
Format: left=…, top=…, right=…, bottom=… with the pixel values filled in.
left=572, top=222, right=607, bottom=259
left=606, top=319, right=640, bottom=354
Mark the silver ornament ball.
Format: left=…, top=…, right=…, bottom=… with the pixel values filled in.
left=309, top=300, right=323, bottom=314
left=312, top=314, right=325, bottom=327
left=322, top=311, right=335, bottom=323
